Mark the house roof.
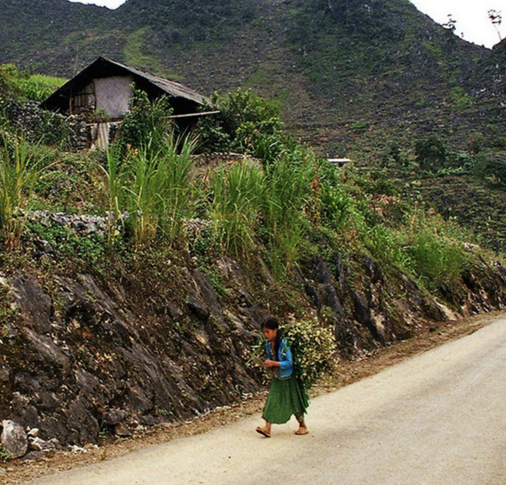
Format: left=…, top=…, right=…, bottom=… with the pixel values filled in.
left=40, top=56, right=208, bottom=111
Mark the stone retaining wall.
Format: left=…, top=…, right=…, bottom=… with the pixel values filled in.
left=2, top=100, right=88, bottom=150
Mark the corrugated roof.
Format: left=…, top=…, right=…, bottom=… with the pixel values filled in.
left=102, top=58, right=208, bottom=105
left=41, top=56, right=209, bottom=110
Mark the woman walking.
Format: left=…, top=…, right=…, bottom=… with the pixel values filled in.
left=256, top=316, right=309, bottom=438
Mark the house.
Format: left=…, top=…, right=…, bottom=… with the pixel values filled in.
left=327, top=158, right=352, bottom=168
left=40, top=56, right=214, bottom=148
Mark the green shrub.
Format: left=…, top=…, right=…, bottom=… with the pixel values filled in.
left=407, top=226, right=466, bottom=286
left=30, top=222, right=107, bottom=271
left=320, top=182, right=354, bottom=230
left=37, top=110, right=75, bottom=149
left=449, top=86, right=470, bottom=111
left=472, top=152, right=506, bottom=188
left=415, top=136, right=447, bottom=171
left=197, top=88, right=283, bottom=154
left=366, top=223, right=412, bottom=273
left=116, top=88, right=173, bottom=155
left=350, top=121, right=370, bottom=133
left=359, top=168, right=401, bottom=196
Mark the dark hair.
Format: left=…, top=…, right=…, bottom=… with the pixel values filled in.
left=262, top=317, right=282, bottom=360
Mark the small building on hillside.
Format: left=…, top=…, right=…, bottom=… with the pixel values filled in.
left=40, top=56, right=213, bottom=149
left=327, top=158, right=352, bottom=168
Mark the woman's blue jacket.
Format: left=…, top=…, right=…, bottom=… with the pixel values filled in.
left=265, top=338, right=294, bottom=379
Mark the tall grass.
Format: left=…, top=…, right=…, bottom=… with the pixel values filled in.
left=101, top=145, right=129, bottom=244
left=363, top=209, right=468, bottom=287
left=0, top=135, right=52, bottom=248
left=365, top=223, right=412, bottom=274
left=406, top=220, right=467, bottom=287
left=210, top=160, right=265, bottom=254
left=320, top=182, right=354, bottom=230
left=126, top=148, right=160, bottom=246
left=100, top=134, right=197, bottom=247
left=317, top=160, right=371, bottom=244
left=155, top=134, right=198, bottom=240
left=261, top=149, right=315, bottom=270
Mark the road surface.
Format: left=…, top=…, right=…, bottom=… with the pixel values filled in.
left=26, top=316, right=506, bottom=485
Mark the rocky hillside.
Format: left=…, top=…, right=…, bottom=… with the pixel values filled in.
left=1, top=0, right=506, bottom=156
left=1, top=205, right=506, bottom=456
left=417, top=175, right=506, bottom=254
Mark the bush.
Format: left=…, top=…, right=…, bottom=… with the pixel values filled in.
left=197, top=88, right=283, bottom=154
left=116, top=88, right=173, bottom=155
left=359, top=168, right=401, bottom=196
left=366, top=223, right=412, bottom=273
left=407, top=226, right=467, bottom=287
left=415, top=136, right=447, bottom=171
left=473, top=152, right=506, bottom=188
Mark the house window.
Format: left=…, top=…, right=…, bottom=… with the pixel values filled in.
left=71, top=84, right=96, bottom=114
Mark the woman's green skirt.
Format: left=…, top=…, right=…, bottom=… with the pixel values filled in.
left=262, top=376, right=309, bottom=424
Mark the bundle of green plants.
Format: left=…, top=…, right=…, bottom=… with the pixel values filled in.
left=249, top=315, right=336, bottom=390
left=283, top=316, right=337, bottom=389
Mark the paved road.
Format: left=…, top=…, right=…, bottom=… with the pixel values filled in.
left=27, top=317, right=506, bottom=485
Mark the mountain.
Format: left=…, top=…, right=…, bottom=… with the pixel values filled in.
left=1, top=0, right=505, bottom=156
left=3, top=0, right=506, bottom=455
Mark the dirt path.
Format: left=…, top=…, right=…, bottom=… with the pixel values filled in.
left=10, top=312, right=505, bottom=485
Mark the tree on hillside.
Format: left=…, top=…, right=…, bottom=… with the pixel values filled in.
left=442, top=14, right=457, bottom=32
left=415, top=136, right=447, bottom=171
left=488, top=10, right=502, bottom=42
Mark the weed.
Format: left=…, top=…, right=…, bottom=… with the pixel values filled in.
left=0, top=444, right=10, bottom=462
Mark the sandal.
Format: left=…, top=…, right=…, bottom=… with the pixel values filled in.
left=256, top=426, right=271, bottom=438
left=295, top=427, right=309, bottom=435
